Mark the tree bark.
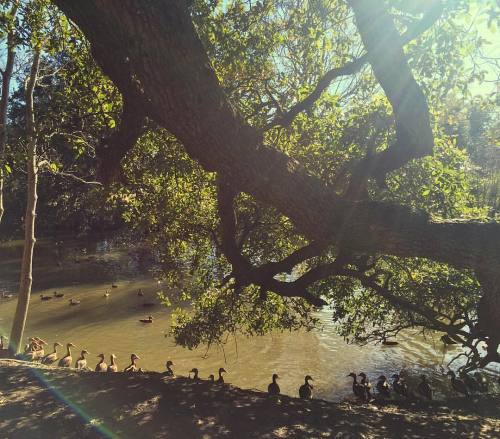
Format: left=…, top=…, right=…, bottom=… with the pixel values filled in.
left=51, top=1, right=500, bottom=337
left=0, top=3, right=18, bottom=225
left=9, top=50, right=41, bottom=354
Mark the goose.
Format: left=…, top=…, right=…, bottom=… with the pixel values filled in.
left=164, top=360, right=174, bottom=377
left=376, top=375, right=391, bottom=397
left=124, top=353, right=140, bottom=372
left=40, top=294, right=53, bottom=301
left=189, top=368, right=200, bottom=380
left=75, top=349, right=90, bottom=369
left=58, top=343, right=76, bottom=367
left=299, top=375, right=313, bottom=399
left=69, top=298, right=81, bottom=306
left=391, top=374, right=408, bottom=398
left=107, top=354, right=118, bottom=372
left=447, top=371, right=469, bottom=397
left=268, top=374, right=280, bottom=396
left=95, top=353, right=108, bottom=372
left=347, top=372, right=366, bottom=400
left=139, top=316, right=153, bottom=323
left=417, top=375, right=433, bottom=400
left=53, top=291, right=64, bottom=298
left=41, top=342, right=62, bottom=365
left=217, top=367, right=227, bottom=383
left=358, top=372, right=373, bottom=401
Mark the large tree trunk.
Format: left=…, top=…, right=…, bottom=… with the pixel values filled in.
left=51, top=1, right=500, bottom=337
left=0, top=4, right=17, bottom=225
left=9, top=50, right=41, bottom=354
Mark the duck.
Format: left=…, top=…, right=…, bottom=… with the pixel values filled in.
left=137, top=289, right=144, bottom=297
left=139, top=316, right=153, bottom=323
left=164, top=360, right=174, bottom=377
left=95, top=353, right=108, bottom=372
left=417, top=375, right=433, bottom=400
left=124, top=353, right=141, bottom=372
left=53, top=291, right=64, bottom=298
left=268, top=373, right=280, bottom=396
left=69, top=298, right=81, bottom=306
left=376, top=375, right=391, bottom=397
left=75, top=349, right=90, bottom=369
left=358, top=372, right=373, bottom=401
left=473, top=372, right=488, bottom=392
left=189, top=367, right=200, bottom=380
left=107, top=354, right=118, bottom=372
left=40, top=294, right=53, bottom=301
left=391, top=373, right=408, bottom=398
left=208, top=374, right=215, bottom=382
left=441, top=334, right=458, bottom=345
left=347, top=372, right=366, bottom=400
left=58, top=343, right=76, bottom=367
left=217, top=367, right=227, bottom=383
left=461, top=373, right=481, bottom=393
left=41, top=342, right=62, bottom=365
left=299, top=375, right=313, bottom=399
left=1, top=292, right=13, bottom=299
left=111, top=284, right=118, bottom=289
left=447, top=371, right=469, bottom=397
left=381, top=336, right=399, bottom=346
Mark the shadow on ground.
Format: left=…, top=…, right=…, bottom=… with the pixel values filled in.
left=0, top=359, right=499, bottom=439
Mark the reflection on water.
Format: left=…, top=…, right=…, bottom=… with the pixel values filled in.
left=0, top=238, right=498, bottom=401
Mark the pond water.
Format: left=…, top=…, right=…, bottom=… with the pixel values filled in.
left=0, top=237, right=497, bottom=402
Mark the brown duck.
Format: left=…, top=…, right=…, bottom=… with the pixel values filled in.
left=41, top=342, right=62, bottom=365
left=95, top=353, right=108, bottom=372
left=124, top=353, right=140, bottom=372
left=75, top=349, right=90, bottom=369
left=58, top=343, right=76, bottom=367
left=107, top=354, right=118, bottom=372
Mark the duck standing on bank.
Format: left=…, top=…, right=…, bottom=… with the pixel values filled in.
left=41, top=342, right=62, bottom=365
left=348, top=372, right=366, bottom=400
left=124, top=353, right=141, bottom=372
left=358, top=372, right=372, bottom=402
left=268, top=374, right=280, bottom=396
left=75, top=349, right=90, bottom=370
left=391, top=373, right=408, bottom=398
left=164, top=360, right=174, bottom=377
left=217, top=367, right=227, bottom=383
left=95, top=353, right=108, bottom=372
left=447, top=370, right=469, bottom=397
left=376, top=375, right=391, bottom=398
left=208, top=374, right=215, bottom=382
left=107, top=354, right=118, bottom=372
left=417, top=375, right=433, bottom=400
left=58, top=343, right=76, bottom=367
left=299, top=375, right=313, bottom=399
left=189, top=367, right=200, bottom=380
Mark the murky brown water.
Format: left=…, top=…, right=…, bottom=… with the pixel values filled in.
left=0, top=238, right=497, bottom=401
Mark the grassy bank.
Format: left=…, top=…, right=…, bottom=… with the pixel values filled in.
left=0, top=359, right=499, bottom=438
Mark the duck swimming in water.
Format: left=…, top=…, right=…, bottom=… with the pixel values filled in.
left=124, top=353, right=141, bottom=372
left=139, top=316, right=153, bottom=323
left=69, top=298, right=81, bottom=306
left=41, top=342, right=62, bottom=365
left=391, top=374, right=408, bottom=398
left=189, top=368, right=200, bottom=380
left=381, top=336, right=399, bottom=346
left=107, top=354, right=118, bottom=372
left=95, top=353, right=108, bottom=372
left=447, top=371, right=469, bottom=397
left=53, top=291, right=64, bottom=298
left=417, top=375, right=433, bottom=400
left=58, top=343, right=76, bottom=367
left=40, top=294, right=53, bottom=301
left=299, top=375, right=313, bottom=399
left=268, top=374, right=280, bottom=396
left=164, top=360, right=174, bottom=377
left=376, top=375, right=391, bottom=397
left=75, top=349, right=90, bottom=369
left=217, top=367, right=227, bottom=383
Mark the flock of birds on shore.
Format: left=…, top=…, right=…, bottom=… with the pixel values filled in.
left=0, top=334, right=493, bottom=402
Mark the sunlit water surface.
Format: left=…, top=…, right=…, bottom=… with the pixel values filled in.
left=0, top=237, right=498, bottom=402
